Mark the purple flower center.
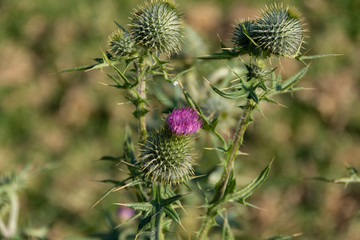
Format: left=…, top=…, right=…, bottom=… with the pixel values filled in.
left=167, top=107, right=202, bottom=135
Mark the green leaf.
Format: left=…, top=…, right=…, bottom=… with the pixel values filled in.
left=222, top=216, right=234, bottom=240
left=164, top=205, right=181, bottom=223
left=102, top=51, right=132, bottom=87
left=97, top=179, right=124, bottom=184
left=263, top=233, right=302, bottom=240
left=91, top=180, right=143, bottom=209
left=227, top=161, right=272, bottom=202
left=152, top=53, right=171, bottom=82
left=210, top=83, right=248, bottom=99
left=99, top=155, right=123, bottom=162
left=105, top=73, right=125, bottom=88
left=310, top=166, right=360, bottom=186
left=57, top=64, right=98, bottom=73
left=277, top=67, right=308, bottom=91
left=91, top=184, right=123, bottom=209
left=224, top=171, right=236, bottom=196
left=171, top=68, right=194, bottom=83
left=113, top=20, right=127, bottom=32
left=247, top=89, right=259, bottom=103
left=198, top=49, right=240, bottom=60
left=115, top=202, right=153, bottom=212
left=296, top=53, right=342, bottom=61
left=161, top=194, right=183, bottom=207
left=123, top=126, right=136, bottom=165
left=138, top=211, right=153, bottom=233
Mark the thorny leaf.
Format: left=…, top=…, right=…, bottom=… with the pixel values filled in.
left=226, top=161, right=272, bottom=204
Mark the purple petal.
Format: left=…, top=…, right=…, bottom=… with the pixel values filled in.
left=167, top=107, right=202, bottom=135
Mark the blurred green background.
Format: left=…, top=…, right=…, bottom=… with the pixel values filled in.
left=1, top=0, right=359, bottom=239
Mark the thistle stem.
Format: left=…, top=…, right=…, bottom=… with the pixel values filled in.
left=135, top=60, right=147, bottom=142
left=213, top=99, right=254, bottom=202
left=8, top=193, right=19, bottom=237
left=137, top=78, right=147, bottom=142
left=0, top=192, right=19, bottom=238
left=151, top=184, right=164, bottom=240
left=0, top=219, right=9, bottom=238
left=197, top=99, right=255, bottom=240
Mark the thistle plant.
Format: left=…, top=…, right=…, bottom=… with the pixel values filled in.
left=61, top=2, right=339, bottom=239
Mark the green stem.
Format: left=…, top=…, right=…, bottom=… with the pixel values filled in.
left=151, top=184, right=164, bottom=240
left=8, top=193, right=18, bottom=237
left=137, top=78, right=147, bottom=142
left=197, top=99, right=255, bottom=240
left=0, top=192, right=19, bottom=239
left=212, top=99, right=254, bottom=202
left=0, top=218, right=9, bottom=238
left=135, top=60, right=147, bottom=142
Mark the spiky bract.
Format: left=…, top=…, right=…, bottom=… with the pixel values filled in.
left=254, top=4, right=303, bottom=56
left=245, top=61, right=272, bottom=80
left=129, top=0, right=183, bottom=55
left=232, top=19, right=257, bottom=53
left=139, top=128, right=194, bottom=185
left=167, top=107, right=202, bottom=135
left=108, top=30, right=136, bottom=58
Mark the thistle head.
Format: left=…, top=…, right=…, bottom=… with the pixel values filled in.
left=253, top=3, right=304, bottom=57
left=139, top=128, right=194, bottom=185
left=139, top=107, right=201, bottom=185
left=108, top=29, right=136, bottom=58
left=232, top=19, right=257, bottom=53
left=166, top=107, right=202, bottom=135
left=129, top=0, right=183, bottom=55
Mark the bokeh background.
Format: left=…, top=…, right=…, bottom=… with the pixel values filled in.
left=1, top=0, right=359, bottom=239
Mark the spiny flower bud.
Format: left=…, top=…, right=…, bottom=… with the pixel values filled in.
left=108, top=30, right=136, bottom=58
left=245, top=61, right=272, bottom=80
left=129, top=0, right=183, bottom=55
left=253, top=4, right=304, bottom=57
left=139, top=107, right=201, bottom=185
left=232, top=19, right=257, bottom=53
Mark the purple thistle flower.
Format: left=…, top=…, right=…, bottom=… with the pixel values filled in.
left=167, top=107, right=202, bottom=135
left=117, top=206, right=135, bottom=221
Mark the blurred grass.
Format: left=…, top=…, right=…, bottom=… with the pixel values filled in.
left=0, top=0, right=360, bottom=239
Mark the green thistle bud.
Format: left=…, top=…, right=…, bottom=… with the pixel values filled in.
left=232, top=19, right=257, bottom=53
left=139, top=128, right=194, bottom=185
left=245, top=61, right=272, bottom=80
left=139, top=107, right=201, bottom=185
left=108, top=30, right=136, bottom=58
left=253, top=4, right=304, bottom=57
left=129, top=0, right=183, bottom=55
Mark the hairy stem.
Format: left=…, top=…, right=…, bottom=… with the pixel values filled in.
left=0, top=218, right=9, bottom=238
left=197, top=99, right=255, bottom=240
left=151, top=184, right=163, bottom=240
left=137, top=79, right=147, bottom=142
left=213, top=99, right=254, bottom=202
left=0, top=192, right=19, bottom=239
left=8, top=193, right=18, bottom=237
left=135, top=60, right=147, bottom=142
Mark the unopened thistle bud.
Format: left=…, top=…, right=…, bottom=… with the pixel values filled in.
left=129, top=0, right=183, bottom=55
left=139, top=107, right=202, bottom=185
left=245, top=61, right=272, bottom=80
left=253, top=4, right=304, bottom=56
left=108, top=30, right=136, bottom=58
left=232, top=19, right=257, bottom=53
